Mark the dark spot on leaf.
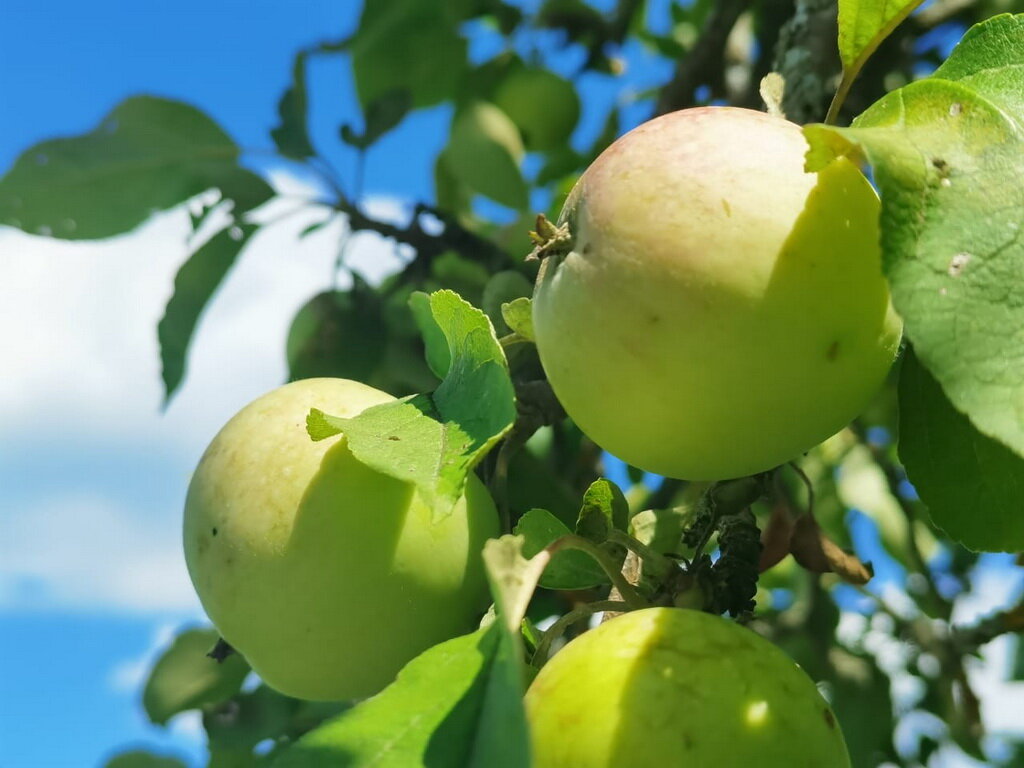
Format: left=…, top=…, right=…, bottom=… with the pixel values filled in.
left=931, top=157, right=948, bottom=172
left=212, top=527, right=219, bottom=536
left=826, top=341, right=839, bottom=361
left=824, top=708, right=836, bottom=729
left=582, top=242, right=593, bottom=256
left=388, top=435, right=401, bottom=441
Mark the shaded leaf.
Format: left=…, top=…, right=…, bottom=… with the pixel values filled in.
left=340, top=89, right=413, bottom=149
left=306, top=290, right=515, bottom=516
left=271, top=52, right=315, bottom=159
left=805, top=14, right=1024, bottom=458
left=513, top=508, right=608, bottom=589
left=492, top=66, right=580, bottom=152
left=273, top=626, right=528, bottom=768
left=898, top=348, right=1024, bottom=551
left=575, top=478, right=629, bottom=545
left=446, top=102, right=528, bottom=210
left=286, top=279, right=386, bottom=383
left=142, top=627, right=249, bottom=726
left=0, top=96, right=266, bottom=240
left=158, top=222, right=258, bottom=402
left=350, top=0, right=466, bottom=110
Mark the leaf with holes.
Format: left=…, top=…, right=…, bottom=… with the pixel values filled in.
left=805, top=13, right=1024, bottom=460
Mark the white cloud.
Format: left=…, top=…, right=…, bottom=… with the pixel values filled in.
left=0, top=492, right=203, bottom=614
left=0, top=173, right=409, bottom=614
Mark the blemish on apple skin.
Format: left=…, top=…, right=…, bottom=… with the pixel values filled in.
left=721, top=199, right=732, bottom=217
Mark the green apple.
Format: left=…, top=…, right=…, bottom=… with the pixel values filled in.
left=525, top=607, right=850, bottom=767
left=532, top=107, right=902, bottom=480
left=183, top=378, right=499, bottom=701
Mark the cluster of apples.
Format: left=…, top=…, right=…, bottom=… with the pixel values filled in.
left=184, top=107, right=898, bottom=766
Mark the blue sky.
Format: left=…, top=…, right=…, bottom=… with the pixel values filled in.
left=0, top=2, right=1020, bottom=767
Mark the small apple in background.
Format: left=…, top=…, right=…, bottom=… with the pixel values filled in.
left=532, top=106, right=902, bottom=481
left=525, top=607, right=851, bottom=768
left=183, top=378, right=499, bottom=701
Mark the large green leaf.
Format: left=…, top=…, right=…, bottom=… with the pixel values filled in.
left=273, top=626, right=528, bottom=768
left=898, top=349, right=1024, bottom=552
left=0, top=96, right=269, bottom=240
left=805, top=14, right=1024, bottom=459
left=350, top=0, right=466, bottom=110
left=306, top=290, right=516, bottom=516
left=142, top=627, right=250, bottom=726
left=158, top=222, right=259, bottom=402
left=445, top=102, right=528, bottom=211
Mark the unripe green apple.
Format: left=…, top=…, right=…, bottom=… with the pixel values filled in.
left=532, top=107, right=902, bottom=480
left=525, top=607, right=850, bottom=768
left=183, top=378, right=499, bottom=701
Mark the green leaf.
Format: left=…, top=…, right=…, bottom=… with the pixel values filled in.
left=513, top=508, right=608, bottom=589
left=500, top=297, right=534, bottom=342
left=492, top=66, right=580, bottom=152
left=271, top=52, right=315, bottom=159
left=831, top=0, right=925, bottom=120
left=575, top=478, right=629, bottom=545
left=445, top=102, right=528, bottom=210
left=409, top=291, right=453, bottom=379
left=435, top=150, right=474, bottom=220
left=204, top=685, right=308, bottom=753
left=286, top=279, right=387, bottom=383
left=350, top=0, right=466, bottom=110
left=898, top=349, right=1024, bottom=552
left=142, top=628, right=249, bottom=726
left=430, top=251, right=492, bottom=308
left=103, top=751, right=188, bottom=768
left=273, top=626, right=528, bottom=768
left=804, top=14, right=1024, bottom=458
left=482, top=272, right=533, bottom=336
left=158, top=222, right=258, bottom=403
left=340, top=89, right=413, bottom=149
left=307, top=290, right=516, bottom=516
left=629, top=506, right=695, bottom=554
left=0, top=96, right=269, bottom=240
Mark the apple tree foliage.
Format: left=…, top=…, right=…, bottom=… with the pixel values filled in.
left=3, top=0, right=1024, bottom=766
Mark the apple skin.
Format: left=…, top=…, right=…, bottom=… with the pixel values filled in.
left=532, top=107, right=902, bottom=480
left=183, top=378, right=499, bottom=701
left=525, top=607, right=851, bottom=768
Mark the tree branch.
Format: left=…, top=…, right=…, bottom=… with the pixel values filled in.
left=656, top=0, right=753, bottom=115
